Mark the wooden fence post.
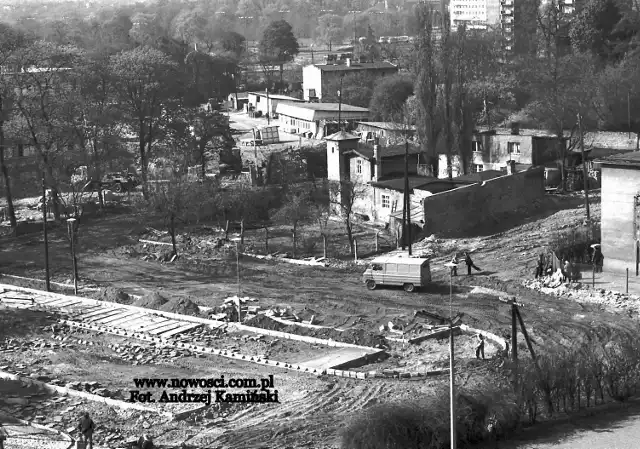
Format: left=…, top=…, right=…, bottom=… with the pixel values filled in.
left=322, top=234, right=327, bottom=259
left=354, top=238, right=358, bottom=263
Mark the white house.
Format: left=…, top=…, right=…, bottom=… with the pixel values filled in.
left=276, top=102, right=370, bottom=139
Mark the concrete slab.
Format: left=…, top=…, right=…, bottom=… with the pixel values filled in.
left=159, top=323, right=203, bottom=338
left=31, top=296, right=66, bottom=305
left=137, top=319, right=175, bottom=332
left=147, top=322, right=184, bottom=335
left=37, top=298, right=81, bottom=308
left=301, top=348, right=371, bottom=370
left=107, top=313, right=148, bottom=327
left=68, top=305, right=104, bottom=317
left=95, top=311, right=138, bottom=325
left=77, top=308, right=123, bottom=320
left=84, top=309, right=128, bottom=322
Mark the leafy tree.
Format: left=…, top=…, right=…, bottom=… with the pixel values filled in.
left=369, top=74, right=414, bottom=121
left=569, top=0, right=624, bottom=61
left=258, top=20, right=299, bottom=85
left=109, top=46, right=180, bottom=199
left=329, top=180, right=368, bottom=255
left=184, top=109, right=234, bottom=178
left=322, top=72, right=377, bottom=107
left=0, top=23, right=29, bottom=230
left=316, top=14, right=345, bottom=51
left=270, top=189, right=313, bottom=258
left=171, top=9, right=208, bottom=45
left=7, top=41, right=84, bottom=220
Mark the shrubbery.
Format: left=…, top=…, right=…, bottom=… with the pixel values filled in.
left=550, top=222, right=601, bottom=264
left=341, top=335, right=640, bottom=448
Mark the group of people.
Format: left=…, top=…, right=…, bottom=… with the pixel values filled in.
left=76, top=413, right=155, bottom=449
left=450, top=251, right=482, bottom=276
left=534, top=245, right=604, bottom=281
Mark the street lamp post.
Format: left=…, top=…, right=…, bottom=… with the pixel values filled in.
left=231, top=236, right=242, bottom=322
left=67, top=218, right=78, bottom=295
left=337, top=74, right=344, bottom=132
left=444, top=261, right=458, bottom=449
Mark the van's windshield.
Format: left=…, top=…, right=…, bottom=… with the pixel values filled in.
left=369, top=263, right=383, bottom=271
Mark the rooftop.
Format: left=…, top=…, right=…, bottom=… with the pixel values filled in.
left=356, top=122, right=417, bottom=131
left=287, top=103, right=369, bottom=112
left=346, top=143, right=422, bottom=160
left=309, top=61, right=398, bottom=72
left=230, top=92, right=249, bottom=99
left=596, top=151, right=640, bottom=167
left=583, top=131, right=638, bottom=150
left=371, top=176, right=475, bottom=193
left=248, top=92, right=304, bottom=101
left=370, top=255, right=429, bottom=265
left=325, top=131, right=360, bottom=141
left=475, top=127, right=564, bottom=138
left=454, top=170, right=504, bottom=182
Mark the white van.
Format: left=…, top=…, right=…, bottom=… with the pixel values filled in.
left=362, top=256, right=432, bottom=292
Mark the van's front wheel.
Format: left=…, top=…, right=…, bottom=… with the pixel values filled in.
left=403, top=283, right=415, bottom=292
left=366, top=280, right=377, bottom=290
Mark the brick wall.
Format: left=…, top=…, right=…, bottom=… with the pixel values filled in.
left=422, top=167, right=545, bottom=236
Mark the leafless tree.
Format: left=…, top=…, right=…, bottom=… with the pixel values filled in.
left=329, top=179, right=368, bottom=255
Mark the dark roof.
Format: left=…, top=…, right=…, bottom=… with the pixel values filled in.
left=596, top=151, right=640, bottom=167
left=230, top=92, right=249, bottom=99
left=313, top=61, right=398, bottom=72
left=325, top=131, right=360, bottom=141
left=454, top=170, right=504, bottom=182
left=371, top=176, right=475, bottom=193
left=347, top=143, right=422, bottom=160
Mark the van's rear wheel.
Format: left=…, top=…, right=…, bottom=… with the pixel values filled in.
left=403, top=283, right=415, bottom=292
left=366, top=280, right=377, bottom=290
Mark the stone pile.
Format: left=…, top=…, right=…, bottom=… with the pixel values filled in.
left=523, top=278, right=640, bottom=315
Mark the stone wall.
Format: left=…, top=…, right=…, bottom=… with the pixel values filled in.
left=422, top=167, right=545, bottom=236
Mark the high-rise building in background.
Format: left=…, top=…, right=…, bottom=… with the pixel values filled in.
left=450, top=0, right=502, bottom=29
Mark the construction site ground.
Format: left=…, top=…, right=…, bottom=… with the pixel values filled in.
left=3, top=189, right=640, bottom=447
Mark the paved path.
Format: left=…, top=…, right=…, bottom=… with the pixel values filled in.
left=0, top=415, right=70, bottom=449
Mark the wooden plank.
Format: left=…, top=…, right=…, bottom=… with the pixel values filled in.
left=107, top=313, right=148, bottom=328
left=69, top=305, right=103, bottom=316
left=119, top=314, right=168, bottom=330
left=84, top=309, right=128, bottom=322
left=95, top=311, right=138, bottom=325
left=34, top=297, right=75, bottom=306
left=159, top=323, right=203, bottom=338
left=77, top=308, right=120, bottom=319
left=147, top=322, right=184, bottom=335
left=118, top=317, right=152, bottom=330
left=43, top=299, right=84, bottom=308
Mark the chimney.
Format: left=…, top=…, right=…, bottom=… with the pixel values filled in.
left=510, top=121, right=520, bottom=135
left=346, top=58, right=351, bottom=67
left=506, top=160, right=516, bottom=175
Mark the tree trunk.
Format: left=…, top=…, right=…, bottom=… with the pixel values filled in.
left=264, top=225, right=269, bottom=253
left=43, top=163, right=61, bottom=221
left=139, top=119, right=149, bottom=200
left=322, top=233, right=327, bottom=259
left=292, top=221, right=297, bottom=259
left=200, top=140, right=207, bottom=180
left=346, top=217, right=354, bottom=255
left=170, top=214, right=178, bottom=256
left=0, top=128, right=17, bottom=231
left=240, top=218, right=245, bottom=244
left=224, top=218, right=230, bottom=240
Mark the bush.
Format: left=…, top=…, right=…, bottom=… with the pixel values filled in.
left=550, top=223, right=601, bottom=263
left=341, top=334, right=640, bottom=449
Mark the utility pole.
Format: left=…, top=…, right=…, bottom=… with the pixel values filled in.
left=628, top=91, right=631, bottom=140
left=67, top=218, right=78, bottom=295
left=41, top=172, right=50, bottom=292
left=441, top=0, right=453, bottom=180
left=445, top=262, right=457, bottom=449
left=337, top=74, right=344, bottom=132
left=266, top=88, right=270, bottom=125
left=348, top=10, right=361, bottom=45
left=404, top=139, right=412, bottom=255
left=578, top=113, right=590, bottom=224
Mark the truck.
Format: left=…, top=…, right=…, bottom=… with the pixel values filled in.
left=73, top=166, right=140, bottom=193
left=240, top=125, right=280, bottom=146
left=362, top=255, right=432, bottom=292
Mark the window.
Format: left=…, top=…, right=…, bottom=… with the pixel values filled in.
left=255, top=96, right=260, bottom=103
left=386, top=264, right=397, bottom=272
left=472, top=141, right=482, bottom=152
left=356, top=159, right=362, bottom=174
left=308, top=89, right=316, bottom=98
left=382, top=194, right=390, bottom=208
left=372, top=263, right=383, bottom=271
left=508, top=142, right=520, bottom=154
left=472, top=164, right=484, bottom=173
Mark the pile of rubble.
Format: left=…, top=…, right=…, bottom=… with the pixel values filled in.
left=523, top=277, right=640, bottom=315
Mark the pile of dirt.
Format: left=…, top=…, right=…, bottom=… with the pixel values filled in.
left=159, top=297, right=201, bottom=316
left=133, top=292, right=168, bottom=310
left=244, top=314, right=288, bottom=331
left=244, top=314, right=386, bottom=347
left=99, top=287, right=133, bottom=305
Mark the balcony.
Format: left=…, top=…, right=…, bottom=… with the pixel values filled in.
left=501, top=8, right=513, bottom=15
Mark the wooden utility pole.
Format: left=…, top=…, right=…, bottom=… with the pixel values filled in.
left=404, top=139, right=412, bottom=255
left=337, top=74, right=344, bottom=132
left=578, top=113, right=590, bottom=224
left=42, top=172, right=50, bottom=292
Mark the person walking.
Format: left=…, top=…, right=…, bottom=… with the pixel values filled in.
left=136, top=434, right=156, bottom=449
left=535, top=253, right=546, bottom=279
left=0, top=423, right=8, bottom=449
left=464, top=252, right=481, bottom=275
left=77, top=412, right=95, bottom=449
left=475, top=334, right=485, bottom=360
left=450, top=254, right=459, bottom=277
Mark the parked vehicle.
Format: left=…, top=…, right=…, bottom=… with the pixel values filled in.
left=81, top=172, right=140, bottom=193
left=362, top=256, right=432, bottom=292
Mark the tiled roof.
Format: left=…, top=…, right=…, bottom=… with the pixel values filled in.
left=475, top=127, right=564, bottom=138
left=356, top=122, right=417, bottom=131
left=583, top=132, right=638, bottom=150
left=247, top=92, right=303, bottom=101
left=312, top=61, right=398, bottom=72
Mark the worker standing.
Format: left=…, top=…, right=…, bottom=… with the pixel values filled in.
left=0, top=423, right=8, bottom=449
left=464, top=252, right=482, bottom=275
left=77, top=412, right=95, bottom=449
left=475, top=334, right=485, bottom=360
left=450, top=254, right=459, bottom=276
